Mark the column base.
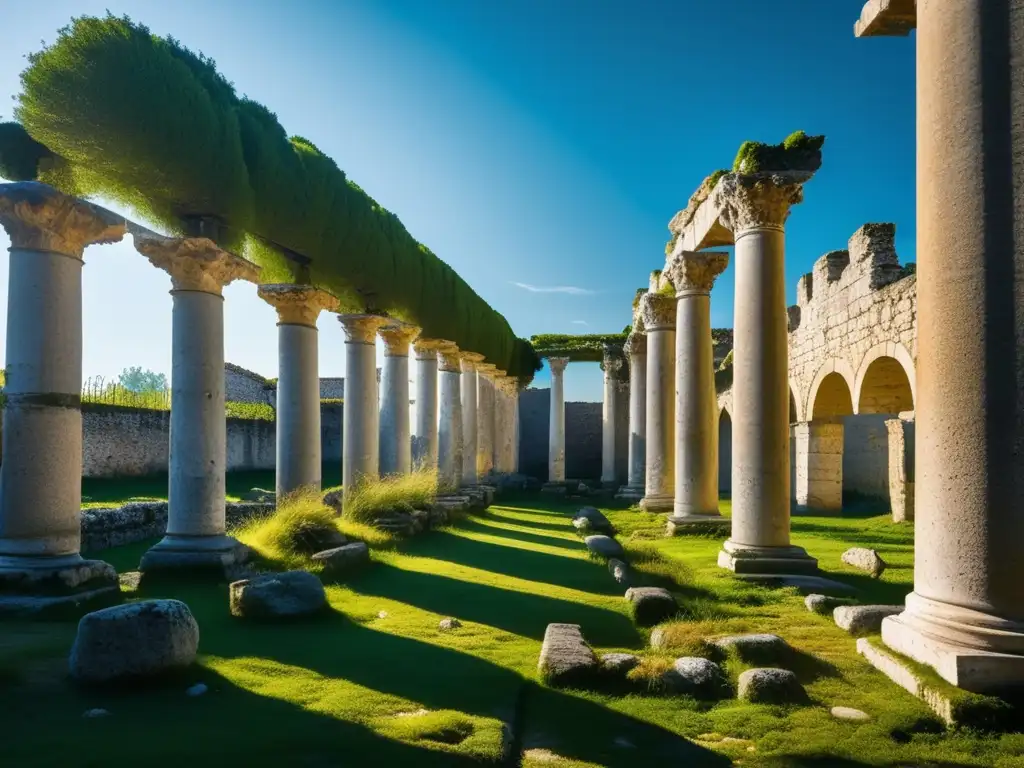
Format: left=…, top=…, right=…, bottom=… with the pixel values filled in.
left=666, top=513, right=730, bottom=535
left=717, top=539, right=818, bottom=575
left=615, top=485, right=645, bottom=503
left=879, top=592, right=1024, bottom=693
left=139, top=534, right=251, bottom=581
left=0, top=555, right=120, bottom=616
left=639, top=494, right=673, bottom=512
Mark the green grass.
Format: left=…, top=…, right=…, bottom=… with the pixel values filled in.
left=343, top=469, right=439, bottom=524
left=5, top=493, right=1024, bottom=766
left=225, top=401, right=276, bottom=421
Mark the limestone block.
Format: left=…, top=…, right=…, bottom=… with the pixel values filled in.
left=660, top=657, right=729, bottom=700
left=311, top=542, right=371, bottom=576
left=737, top=668, right=808, bottom=704
left=537, top=623, right=598, bottom=687
left=712, top=633, right=789, bottom=664
left=584, top=535, right=624, bottom=560
left=834, top=605, right=903, bottom=635
left=600, top=652, right=640, bottom=678
left=229, top=571, right=327, bottom=620
left=624, top=586, right=678, bottom=627
left=841, top=547, right=888, bottom=578
left=804, top=593, right=857, bottom=615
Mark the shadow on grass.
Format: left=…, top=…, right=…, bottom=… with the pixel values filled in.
left=457, top=516, right=582, bottom=552
left=815, top=570, right=911, bottom=605
left=476, top=509, right=575, bottom=534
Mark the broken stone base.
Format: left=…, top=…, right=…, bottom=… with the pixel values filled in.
left=666, top=514, right=730, bottom=536
left=614, top=485, right=644, bottom=504
left=139, top=535, right=250, bottom=582
left=638, top=494, right=673, bottom=512
left=717, top=541, right=818, bottom=575
left=0, top=556, right=120, bottom=617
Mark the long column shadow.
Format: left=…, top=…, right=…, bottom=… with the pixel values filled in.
left=455, top=516, right=583, bottom=551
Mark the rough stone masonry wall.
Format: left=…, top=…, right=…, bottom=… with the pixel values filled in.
left=224, top=363, right=274, bottom=405
left=518, top=388, right=605, bottom=481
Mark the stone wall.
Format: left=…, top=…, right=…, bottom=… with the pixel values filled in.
left=517, top=388, right=607, bottom=481
left=224, top=363, right=273, bottom=405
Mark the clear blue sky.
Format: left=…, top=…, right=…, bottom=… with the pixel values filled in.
left=0, top=0, right=915, bottom=401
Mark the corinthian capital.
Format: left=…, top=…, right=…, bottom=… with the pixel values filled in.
left=258, top=284, right=339, bottom=326
left=338, top=314, right=389, bottom=344
left=436, top=341, right=462, bottom=372
left=711, top=171, right=810, bottom=235
left=547, top=356, right=570, bottom=375
left=379, top=323, right=421, bottom=356
left=665, top=250, right=729, bottom=295
left=0, top=182, right=126, bottom=258
left=134, top=228, right=260, bottom=294
left=624, top=331, right=647, bottom=360
left=639, top=293, right=676, bottom=330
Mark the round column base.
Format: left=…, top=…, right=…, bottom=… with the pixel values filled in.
left=639, top=494, right=673, bottom=512
left=140, top=534, right=250, bottom=582
left=666, top=514, right=730, bottom=536
left=718, top=539, right=818, bottom=575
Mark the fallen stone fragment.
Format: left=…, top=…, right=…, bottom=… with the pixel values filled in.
left=574, top=506, right=613, bottom=534
left=713, top=633, right=789, bottom=663
left=625, top=586, right=678, bottom=627
left=585, top=535, right=624, bottom=560
left=737, top=668, right=808, bottom=704
left=439, top=617, right=462, bottom=631
left=661, top=657, right=729, bottom=700
left=241, top=488, right=276, bottom=503
left=600, top=653, right=640, bottom=678
left=831, top=706, right=871, bottom=722
left=833, top=605, right=903, bottom=635
left=841, top=547, right=888, bottom=578
left=229, top=571, right=327, bottom=620
left=607, top=558, right=633, bottom=587
left=805, top=593, right=857, bottom=615
left=538, top=623, right=599, bottom=687
left=185, top=682, right=208, bottom=697
left=311, top=542, right=370, bottom=577
left=70, top=600, right=199, bottom=684
left=572, top=517, right=592, bottom=534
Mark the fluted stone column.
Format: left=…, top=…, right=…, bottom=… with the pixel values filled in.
left=436, top=343, right=464, bottom=491
left=639, top=293, right=676, bottom=511
left=665, top=250, right=730, bottom=533
left=378, top=323, right=420, bottom=477
left=0, top=183, right=125, bottom=607
left=460, top=352, right=484, bottom=486
left=339, top=315, right=389, bottom=502
left=476, top=363, right=497, bottom=480
left=713, top=173, right=816, bottom=574
left=412, top=338, right=443, bottom=470
left=136, top=231, right=260, bottom=575
left=544, top=357, right=571, bottom=485
left=601, top=343, right=625, bottom=488
left=258, top=285, right=338, bottom=498
left=856, top=0, right=1024, bottom=692
left=617, top=332, right=647, bottom=502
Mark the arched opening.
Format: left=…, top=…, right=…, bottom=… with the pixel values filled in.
left=857, top=356, right=914, bottom=415
left=812, top=372, right=854, bottom=419
left=795, top=367, right=855, bottom=513
left=718, top=409, right=732, bottom=497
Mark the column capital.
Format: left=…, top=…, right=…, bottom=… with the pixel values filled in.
left=711, top=171, right=810, bottom=235
left=133, top=229, right=260, bottom=294
left=639, top=293, right=676, bottom=331
left=436, top=342, right=462, bottom=372
left=665, top=250, right=729, bottom=296
left=379, top=323, right=421, bottom=356
left=460, top=351, right=485, bottom=372
left=413, top=337, right=445, bottom=360
left=624, top=331, right=647, bottom=360
left=602, top=343, right=625, bottom=375
left=547, top=356, right=570, bottom=375
left=338, top=313, right=389, bottom=344
left=477, top=362, right=498, bottom=379
left=258, top=284, right=339, bottom=326
left=0, top=182, right=126, bottom=259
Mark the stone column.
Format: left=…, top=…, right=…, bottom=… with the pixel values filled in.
left=601, top=343, right=625, bottom=488
left=639, top=293, right=676, bottom=511
left=512, top=377, right=524, bottom=474
left=617, top=332, right=647, bottom=502
left=792, top=421, right=844, bottom=513
left=338, top=314, right=389, bottom=501
left=136, top=231, right=260, bottom=576
left=491, top=371, right=512, bottom=474
left=885, top=413, right=914, bottom=523
left=544, top=357, right=571, bottom=486
left=460, top=352, right=484, bottom=486
left=665, top=250, right=730, bottom=533
left=0, top=183, right=125, bottom=607
left=412, top=338, right=443, bottom=470
left=378, top=323, right=420, bottom=477
left=476, top=363, right=497, bottom=480
left=860, top=0, right=1024, bottom=692
left=258, top=285, right=338, bottom=498
left=713, top=172, right=816, bottom=574
left=436, top=343, right=464, bottom=491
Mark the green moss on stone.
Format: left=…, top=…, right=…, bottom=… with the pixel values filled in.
left=732, top=130, right=825, bottom=174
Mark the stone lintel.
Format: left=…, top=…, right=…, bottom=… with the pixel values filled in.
left=639, top=293, right=676, bottom=331
left=547, top=356, right=570, bottom=375
left=711, top=172, right=811, bottom=236
left=338, top=313, right=389, bottom=344
left=133, top=228, right=260, bottom=294
left=436, top=341, right=462, bottom=372
left=0, top=182, right=126, bottom=259
left=258, top=284, right=339, bottom=326
left=379, top=323, right=421, bottom=356
left=665, top=250, right=729, bottom=295
left=854, top=0, right=916, bottom=37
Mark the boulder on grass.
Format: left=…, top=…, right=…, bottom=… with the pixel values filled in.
left=661, top=657, right=728, bottom=700
left=841, top=547, right=887, bottom=578
left=625, top=587, right=678, bottom=627
left=833, top=605, right=902, bottom=635
left=574, top=507, right=613, bottom=534
left=805, top=593, right=857, bottom=616
left=538, top=623, right=599, bottom=688
left=229, top=571, right=327, bottom=620
left=312, top=542, right=371, bottom=577
left=70, top=600, right=199, bottom=684
left=712, top=633, right=789, bottom=663
left=585, top=535, right=624, bottom=560
left=737, top=668, right=808, bottom=704
left=601, top=653, right=640, bottom=679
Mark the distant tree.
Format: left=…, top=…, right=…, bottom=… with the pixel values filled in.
left=118, top=366, right=168, bottom=393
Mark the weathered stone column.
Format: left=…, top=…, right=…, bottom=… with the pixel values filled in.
left=378, top=323, right=420, bottom=477
left=792, top=421, right=844, bottom=513
left=0, top=183, right=124, bottom=607
left=258, top=285, right=338, bottom=498
left=460, top=352, right=484, bottom=486
left=665, top=250, right=730, bottom=532
left=885, top=413, right=914, bottom=523
left=714, top=173, right=816, bottom=574
left=512, top=377, right=524, bottom=473
left=639, top=292, right=676, bottom=511
left=601, top=343, right=625, bottom=488
left=491, top=371, right=513, bottom=473
left=544, top=357, right=571, bottom=485
left=136, top=231, right=260, bottom=575
left=412, top=338, right=443, bottom=470
left=338, top=314, right=389, bottom=501
left=476, top=363, right=497, bottom=480
left=617, top=332, right=647, bottom=502
left=436, top=343, right=464, bottom=491
left=856, top=0, right=1024, bottom=692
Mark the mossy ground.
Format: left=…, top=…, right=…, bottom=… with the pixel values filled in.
left=4, top=486, right=1024, bottom=766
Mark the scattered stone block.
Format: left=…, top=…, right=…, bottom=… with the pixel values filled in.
left=831, top=706, right=871, bottom=722
left=538, top=623, right=599, bottom=687
left=584, top=535, right=624, bottom=560
left=805, top=593, right=857, bottom=615
left=70, top=600, right=199, bottom=684
left=439, top=617, right=462, bottom=631
left=600, top=653, right=640, bottom=678
left=607, top=558, right=633, bottom=587
left=241, top=487, right=276, bottom=503
left=185, top=682, right=208, bottom=697
left=713, top=633, right=789, bottom=663
left=834, top=605, right=903, bottom=635
left=312, top=542, right=371, bottom=577
left=572, top=517, right=592, bottom=534
left=625, top=586, right=678, bottom=627
left=661, top=657, right=729, bottom=700
left=322, top=489, right=343, bottom=514
left=229, top=571, right=327, bottom=620
left=574, top=506, right=613, bottom=534
left=737, top=668, right=808, bottom=704
left=841, top=547, right=888, bottom=578
left=649, top=626, right=669, bottom=649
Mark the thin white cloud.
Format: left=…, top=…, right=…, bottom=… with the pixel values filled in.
left=571, top=320, right=589, bottom=326
left=511, top=281, right=596, bottom=296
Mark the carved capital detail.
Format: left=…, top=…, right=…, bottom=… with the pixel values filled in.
left=602, top=342, right=625, bottom=375
left=379, top=323, right=421, bottom=356
left=413, top=337, right=445, bottom=361
left=0, top=182, right=126, bottom=258
left=436, top=341, right=462, bottom=372
left=624, top=332, right=647, bottom=360
left=639, top=293, right=676, bottom=330
left=134, top=229, right=260, bottom=294
left=460, top=351, right=485, bottom=372
left=258, top=284, right=339, bottom=326
left=547, top=356, right=570, bottom=375
left=338, top=314, right=389, bottom=344
left=711, top=171, right=809, bottom=235
left=665, top=250, right=729, bottom=295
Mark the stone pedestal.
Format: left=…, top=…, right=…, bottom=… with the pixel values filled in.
left=0, top=183, right=125, bottom=610
left=639, top=293, right=676, bottom=511
left=617, top=332, right=647, bottom=502
left=665, top=251, right=730, bottom=532
left=339, top=315, right=389, bottom=502
left=412, top=339, right=443, bottom=470
left=379, top=324, right=420, bottom=476
left=793, top=421, right=844, bottom=513
left=259, top=285, right=338, bottom=498
left=136, top=231, right=260, bottom=577
left=476, top=364, right=497, bottom=478
left=545, top=357, right=571, bottom=485
left=885, top=413, right=915, bottom=522
left=437, top=344, right=464, bottom=491
left=713, top=172, right=816, bottom=574
left=460, top=352, right=484, bottom=486
left=601, top=344, right=625, bottom=488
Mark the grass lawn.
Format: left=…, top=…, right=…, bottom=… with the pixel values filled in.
left=3, top=492, right=1024, bottom=767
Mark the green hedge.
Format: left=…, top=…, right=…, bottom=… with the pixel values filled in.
left=530, top=333, right=629, bottom=363
left=4, top=15, right=539, bottom=378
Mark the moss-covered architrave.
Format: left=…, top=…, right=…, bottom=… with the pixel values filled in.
left=530, top=333, right=629, bottom=364
left=732, top=131, right=825, bottom=175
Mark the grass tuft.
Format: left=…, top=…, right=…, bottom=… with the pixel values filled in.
left=344, top=469, right=439, bottom=524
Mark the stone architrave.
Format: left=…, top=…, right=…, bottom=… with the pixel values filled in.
left=712, top=172, right=817, bottom=574
left=793, top=420, right=843, bottom=513
left=617, top=332, right=647, bottom=502
left=412, top=338, right=444, bottom=470
left=601, top=343, right=625, bottom=488
left=459, top=352, right=485, bottom=486
left=0, top=182, right=125, bottom=607
left=664, top=250, right=730, bottom=532
left=436, top=343, right=464, bottom=491
left=338, top=314, right=389, bottom=502
left=476, top=363, right=497, bottom=479
left=855, top=0, right=1024, bottom=693
left=639, top=292, right=676, bottom=511
left=545, top=357, right=571, bottom=484
left=258, top=285, right=339, bottom=498
left=135, top=229, right=261, bottom=576
left=378, top=323, right=420, bottom=477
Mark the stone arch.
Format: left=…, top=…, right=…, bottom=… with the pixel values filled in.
left=854, top=342, right=916, bottom=414
left=806, top=359, right=856, bottom=421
